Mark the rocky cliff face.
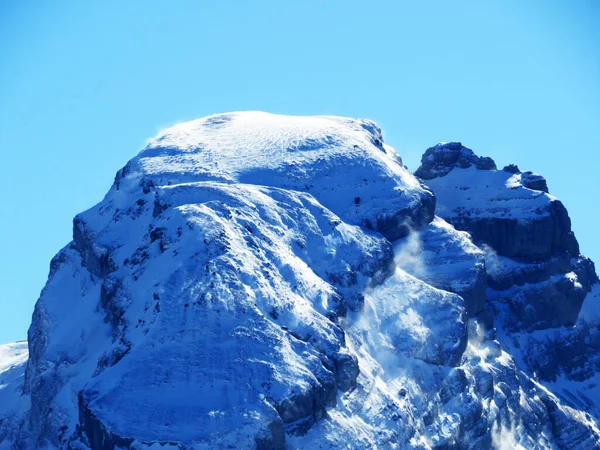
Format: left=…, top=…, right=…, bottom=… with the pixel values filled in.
left=413, top=142, right=600, bottom=443
left=1, top=113, right=599, bottom=449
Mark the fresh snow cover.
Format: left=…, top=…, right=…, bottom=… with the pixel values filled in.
left=289, top=268, right=468, bottom=449
left=0, top=341, right=28, bottom=449
left=2, top=114, right=600, bottom=449
left=122, top=111, right=433, bottom=238
left=578, top=283, right=600, bottom=325
left=0, top=341, right=27, bottom=377
left=393, top=217, right=486, bottom=314
left=78, top=183, right=392, bottom=445
left=424, top=166, right=554, bottom=221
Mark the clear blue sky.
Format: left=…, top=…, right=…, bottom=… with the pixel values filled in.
left=0, top=0, right=598, bottom=344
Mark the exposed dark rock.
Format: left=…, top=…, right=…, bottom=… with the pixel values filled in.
left=274, top=374, right=337, bottom=435
left=48, top=249, right=70, bottom=278
left=152, top=198, right=169, bottom=217
left=487, top=253, right=573, bottom=291
left=100, top=277, right=127, bottom=333
left=521, top=171, right=549, bottom=193
left=78, top=393, right=193, bottom=450
left=332, top=351, right=359, bottom=392
left=415, top=142, right=497, bottom=180
left=446, top=199, right=579, bottom=261
left=255, top=418, right=285, bottom=450
left=364, top=189, right=436, bottom=241
left=503, top=164, right=520, bottom=174
left=78, top=393, right=134, bottom=450
left=498, top=272, right=588, bottom=330
left=490, top=256, right=597, bottom=331
left=73, top=217, right=115, bottom=278
left=439, top=368, right=468, bottom=404
left=456, top=265, right=488, bottom=317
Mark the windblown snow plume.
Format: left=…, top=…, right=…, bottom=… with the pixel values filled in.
left=1, top=114, right=599, bottom=449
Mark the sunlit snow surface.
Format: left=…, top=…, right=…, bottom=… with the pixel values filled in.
left=0, top=341, right=28, bottom=450
left=1, top=113, right=600, bottom=449
left=126, top=112, right=430, bottom=231
left=425, top=166, right=554, bottom=221
left=0, top=341, right=28, bottom=396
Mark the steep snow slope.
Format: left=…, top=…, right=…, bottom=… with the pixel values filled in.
left=0, top=341, right=28, bottom=449
left=394, top=217, right=487, bottom=316
left=2, top=114, right=600, bottom=449
left=0, top=341, right=28, bottom=376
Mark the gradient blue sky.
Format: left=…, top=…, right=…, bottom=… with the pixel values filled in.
left=0, top=0, right=598, bottom=344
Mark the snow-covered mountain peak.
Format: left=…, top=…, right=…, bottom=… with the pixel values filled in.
left=135, top=111, right=402, bottom=188
left=107, top=112, right=434, bottom=243
left=145, top=111, right=383, bottom=159
left=3, top=114, right=600, bottom=449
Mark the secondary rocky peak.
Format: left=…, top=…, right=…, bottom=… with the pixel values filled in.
left=503, top=163, right=520, bottom=173
left=416, top=142, right=595, bottom=334
left=414, top=141, right=497, bottom=180
left=503, top=164, right=550, bottom=193
left=418, top=145, right=576, bottom=261
left=521, top=171, right=549, bottom=193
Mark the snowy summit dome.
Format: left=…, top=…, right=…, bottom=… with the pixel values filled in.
left=115, top=111, right=435, bottom=240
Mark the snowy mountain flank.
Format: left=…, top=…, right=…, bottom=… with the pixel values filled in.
left=1, top=112, right=600, bottom=449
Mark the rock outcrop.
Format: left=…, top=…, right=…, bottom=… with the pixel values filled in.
left=415, top=142, right=600, bottom=448
left=414, top=142, right=496, bottom=180
left=416, top=144, right=593, bottom=332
